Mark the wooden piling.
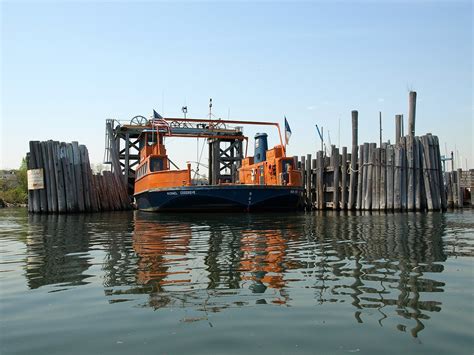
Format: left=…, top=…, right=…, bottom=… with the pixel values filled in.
left=386, top=146, right=394, bottom=210
left=365, top=144, right=375, bottom=210
left=374, top=147, right=380, bottom=210
left=428, top=135, right=440, bottom=210
left=306, top=154, right=312, bottom=208
left=341, top=147, right=348, bottom=210
left=332, top=148, right=340, bottom=210
left=46, top=141, right=58, bottom=212
left=79, top=145, right=92, bottom=212
left=317, top=151, right=324, bottom=210
left=54, top=142, right=67, bottom=213
left=380, top=148, right=386, bottom=210
left=29, top=141, right=41, bottom=213
left=457, top=168, right=463, bottom=207
left=446, top=172, right=454, bottom=208
left=34, top=141, right=48, bottom=213
left=72, top=142, right=85, bottom=212
left=414, top=137, right=422, bottom=211
left=408, top=91, right=416, bottom=137
left=300, top=155, right=306, bottom=206
left=433, top=136, right=447, bottom=210
left=348, top=111, right=358, bottom=209
left=40, top=142, right=52, bottom=212
left=356, top=144, right=364, bottom=210
left=421, top=136, right=434, bottom=210
left=312, top=158, right=317, bottom=208
left=35, top=142, right=48, bottom=213
left=394, top=144, right=402, bottom=210
left=407, top=135, right=415, bottom=211
left=400, top=137, right=407, bottom=211
left=395, top=115, right=402, bottom=144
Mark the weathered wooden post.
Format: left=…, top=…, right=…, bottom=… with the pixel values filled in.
left=332, top=147, right=340, bottom=210
left=414, top=137, right=422, bottom=210
left=394, top=144, right=402, bottom=210
left=434, top=136, right=447, bottom=210
left=28, top=141, right=40, bottom=213
left=380, top=147, right=386, bottom=210
left=400, top=137, right=407, bottom=210
left=301, top=155, right=306, bottom=206
left=365, top=143, right=375, bottom=210
left=312, top=158, right=317, bottom=209
left=386, top=146, right=394, bottom=211
left=341, top=147, right=348, bottom=210
left=39, top=142, right=52, bottom=212
left=408, top=91, right=416, bottom=137
left=72, top=142, right=85, bottom=212
left=306, top=154, right=312, bottom=209
left=53, top=142, right=66, bottom=213
left=457, top=168, right=464, bottom=207
left=428, top=135, right=440, bottom=210
left=348, top=110, right=358, bottom=210
left=421, top=136, right=434, bottom=210
left=446, top=172, right=454, bottom=208
left=362, top=143, right=370, bottom=210
left=407, top=135, right=415, bottom=211
left=395, top=115, right=402, bottom=144
left=46, top=141, right=58, bottom=212
left=374, top=147, right=381, bottom=210
left=317, top=151, right=324, bottom=210
left=356, top=144, right=364, bottom=210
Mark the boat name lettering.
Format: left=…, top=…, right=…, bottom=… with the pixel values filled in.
left=167, top=192, right=178, bottom=195
left=180, top=191, right=196, bottom=195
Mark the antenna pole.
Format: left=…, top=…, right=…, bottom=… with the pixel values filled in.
left=209, top=98, right=213, bottom=120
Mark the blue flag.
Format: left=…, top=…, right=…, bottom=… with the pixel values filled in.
left=284, top=116, right=292, bottom=144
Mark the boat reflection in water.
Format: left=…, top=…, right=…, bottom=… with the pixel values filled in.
left=23, top=210, right=453, bottom=338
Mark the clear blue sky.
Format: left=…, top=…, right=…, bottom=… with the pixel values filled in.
left=1, top=1, right=472, bottom=171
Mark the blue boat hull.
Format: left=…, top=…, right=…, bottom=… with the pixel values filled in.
left=135, top=185, right=304, bottom=212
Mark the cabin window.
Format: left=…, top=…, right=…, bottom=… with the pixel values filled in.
left=282, top=160, right=293, bottom=173
left=150, top=157, right=164, bottom=172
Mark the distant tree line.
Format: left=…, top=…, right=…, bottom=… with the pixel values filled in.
left=0, top=158, right=28, bottom=206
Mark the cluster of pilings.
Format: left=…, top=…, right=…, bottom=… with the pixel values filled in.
left=297, top=131, right=448, bottom=211
left=296, top=91, right=465, bottom=211
left=28, top=140, right=130, bottom=213
left=445, top=170, right=467, bottom=208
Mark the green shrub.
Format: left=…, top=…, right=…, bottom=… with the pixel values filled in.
left=0, top=158, right=28, bottom=205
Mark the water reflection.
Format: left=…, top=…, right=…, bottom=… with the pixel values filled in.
left=305, top=212, right=447, bottom=337
left=127, top=212, right=449, bottom=337
left=26, top=214, right=92, bottom=290
left=22, top=210, right=457, bottom=337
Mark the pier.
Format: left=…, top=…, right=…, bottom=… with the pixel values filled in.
left=26, top=92, right=472, bottom=213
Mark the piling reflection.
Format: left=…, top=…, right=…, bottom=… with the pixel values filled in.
left=306, top=212, right=447, bottom=337
left=25, top=213, right=92, bottom=290
left=21, top=209, right=455, bottom=338
left=127, top=211, right=448, bottom=337
left=24, top=212, right=134, bottom=291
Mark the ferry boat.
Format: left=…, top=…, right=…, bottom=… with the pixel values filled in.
left=133, top=116, right=303, bottom=212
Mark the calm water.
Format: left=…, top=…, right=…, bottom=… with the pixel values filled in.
left=1, top=208, right=473, bottom=355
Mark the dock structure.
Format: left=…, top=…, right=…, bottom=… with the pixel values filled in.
left=298, top=131, right=451, bottom=211
left=27, top=140, right=130, bottom=213
left=26, top=91, right=472, bottom=213
left=104, top=117, right=245, bottom=193
left=298, top=91, right=471, bottom=211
